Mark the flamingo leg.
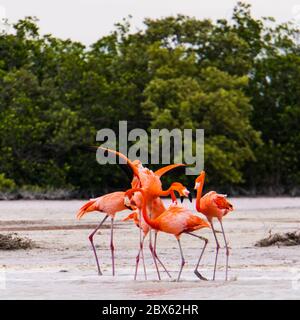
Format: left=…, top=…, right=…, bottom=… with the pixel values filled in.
left=219, top=220, right=229, bottom=281
left=134, top=209, right=147, bottom=280
left=176, top=238, right=185, bottom=282
left=134, top=234, right=147, bottom=280
left=153, top=231, right=172, bottom=278
left=140, top=234, right=147, bottom=280
left=186, top=232, right=208, bottom=281
left=88, top=215, right=109, bottom=275
left=147, top=203, right=161, bottom=280
left=210, top=221, right=221, bottom=280
left=149, top=231, right=161, bottom=280
left=110, top=217, right=115, bottom=276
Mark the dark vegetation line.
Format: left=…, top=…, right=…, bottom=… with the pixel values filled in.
left=0, top=2, right=299, bottom=199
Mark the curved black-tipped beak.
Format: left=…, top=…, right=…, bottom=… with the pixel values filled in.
left=180, top=196, right=184, bottom=203
left=188, top=192, right=193, bottom=202
left=125, top=204, right=132, bottom=210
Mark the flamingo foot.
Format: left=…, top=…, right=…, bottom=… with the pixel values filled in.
left=194, top=270, right=208, bottom=281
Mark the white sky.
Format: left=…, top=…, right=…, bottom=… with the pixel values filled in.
left=1, top=0, right=300, bottom=46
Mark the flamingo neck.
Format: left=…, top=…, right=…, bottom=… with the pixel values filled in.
left=170, top=190, right=177, bottom=204
left=131, top=188, right=157, bottom=229
left=159, top=187, right=172, bottom=197
left=159, top=187, right=179, bottom=204
left=196, top=178, right=204, bottom=212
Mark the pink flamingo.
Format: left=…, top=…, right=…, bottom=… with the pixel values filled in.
left=194, top=171, right=234, bottom=280
left=123, top=182, right=191, bottom=279
left=125, top=188, right=210, bottom=281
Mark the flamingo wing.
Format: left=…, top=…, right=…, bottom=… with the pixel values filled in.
left=185, top=215, right=211, bottom=232
left=154, top=164, right=186, bottom=178
left=87, top=146, right=141, bottom=183
left=213, top=194, right=234, bottom=211
left=76, top=198, right=99, bottom=219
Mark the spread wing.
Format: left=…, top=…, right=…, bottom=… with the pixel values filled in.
left=80, top=145, right=141, bottom=183
left=154, top=163, right=186, bottom=178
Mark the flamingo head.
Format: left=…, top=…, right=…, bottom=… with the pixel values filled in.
left=194, top=171, right=205, bottom=190
left=132, top=159, right=142, bottom=169
left=124, top=189, right=135, bottom=210
left=124, top=188, right=143, bottom=209
left=170, top=182, right=192, bottom=203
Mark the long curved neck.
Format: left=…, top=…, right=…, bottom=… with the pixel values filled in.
left=130, top=188, right=157, bottom=229
left=159, top=187, right=178, bottom=204
left=195, top=178, right=204, bottom=212
left=170, top=190, right=177, bottom=204
left=159, top=186, right=172, bottom=197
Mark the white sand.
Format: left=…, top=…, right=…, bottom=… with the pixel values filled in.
left=0, top=197, right=300, bottom=300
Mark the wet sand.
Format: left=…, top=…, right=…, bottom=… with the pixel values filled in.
left=0, top=198, right=300, bottom=299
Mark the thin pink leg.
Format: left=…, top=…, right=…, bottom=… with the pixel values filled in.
left=88, top=215, right=109, bottom=275
left=219, top=220, right=229, bottom=281
left=176, top=238, right=185, bottom=282
left=149, top=232, right=161, bottom=280
left=153, top=231, right=171, bottom=278
left=210, top=221, right=220, bottom=280
left=141, top=234, right=147, bottom=280
left=147, top=202, right=161, bottom=280
left=110, top=217, right=115, bottom=276
left=186, top=232, right=208, bottom=280
left=134, top=210, right=147, bottom=280
left=134, top=234, right=147, bottom=280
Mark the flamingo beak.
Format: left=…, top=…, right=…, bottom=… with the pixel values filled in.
left=180, top=196, right=184, bottom=203
left=194, top=182, right=200, bottom=196
left=194, top=182, right=200, bottom=190
left=182, top=188, right=192, bottom=203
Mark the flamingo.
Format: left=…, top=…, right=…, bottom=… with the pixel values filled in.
left=124, top=188, right=210, bottom=281
left=123, top=182, right=191, bottom=280
left=194, top=171, right=234, bottom=281
left=76, top=191, right=129, bottom=276
left=89, top=146, right=187, bottom=278
left=76, top=148, right=186, bottom=277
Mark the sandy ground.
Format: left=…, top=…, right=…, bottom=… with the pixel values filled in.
left=0, top=197, right=300, bottom=300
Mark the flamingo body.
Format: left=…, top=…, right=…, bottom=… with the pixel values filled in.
left=198, top=191, right=233, bottom=221
left=151, top=205, right=209, bottom=237
left=77, top=191, right=127, bottom=219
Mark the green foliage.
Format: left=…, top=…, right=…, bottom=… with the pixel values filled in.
left=0, top=173, right=16, bottom=191
left=0, top=2, right=299, bottom=196
left=143, top=66, right=261, bottom=184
